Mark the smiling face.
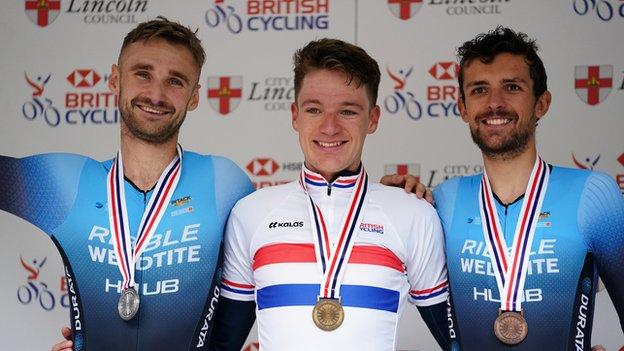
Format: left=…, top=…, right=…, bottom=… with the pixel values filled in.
left=108, top=38, right=200, bottom=144
left=292, top=69, right=380, bottom=181
left=459, top=53, right=551, bottom=160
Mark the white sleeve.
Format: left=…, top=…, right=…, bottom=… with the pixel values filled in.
left=220, top=208, right=256, bottom=302
left=406, top=205, right=448, bottom=307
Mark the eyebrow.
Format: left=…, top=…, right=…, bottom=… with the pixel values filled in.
left=301, top=99, right=365, bottom=110
left=128, top=63, right=191, bottom=84
left=465, top=77, right=528, bottom=88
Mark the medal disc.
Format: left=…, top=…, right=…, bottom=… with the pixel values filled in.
left=312, top=298, right=344, bottom=331
left=494, top=310, right=528, bottom=345
left=118, top=288, right=140, bottom=321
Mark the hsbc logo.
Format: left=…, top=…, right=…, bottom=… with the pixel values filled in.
left=428, top=62, right=459, bottom=80
left=67, top=69, right=102, bottom=88
left=246, top=158, right=279, bottom=176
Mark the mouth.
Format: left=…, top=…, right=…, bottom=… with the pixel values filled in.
left=133, top=100, right=174, bottom=117
left=314, top=140, right=347, bottom=150
left=481, top=117, right=512, bottom=126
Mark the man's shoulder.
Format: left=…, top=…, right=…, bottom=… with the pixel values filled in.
left=232, top=181, right=299, bottom=215
left=370, top=182, right=438, bottom=219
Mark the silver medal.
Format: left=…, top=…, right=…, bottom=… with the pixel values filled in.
left=118, top=288, right=140, bottom=321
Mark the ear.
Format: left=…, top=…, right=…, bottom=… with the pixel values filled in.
left=534, top=90, right=551, bottom=120
left=367, top=105, right=381, bottom=134
left=458, top=96, right=469, bottom=123
left=108, top=64, right=120, bottom=95
left=187, top=84, right=200, bottom=111
left=291, top=102, right=299, bottom=131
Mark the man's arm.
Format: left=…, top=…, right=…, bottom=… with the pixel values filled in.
left=0, top=153, right=85, bottom=233
left=209, top=298, right=256, bottom=351
left=578, top=172, right=624, bottom=329
left=208, top=206, right=257, bottom=349
left=404, top=201, right=450, bottom=350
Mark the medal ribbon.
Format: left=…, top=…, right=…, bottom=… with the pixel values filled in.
left=479, top=157, right=549, bottom=312
left=299, top=167, right=368, bottom=300
left=107, top=145, right=183, bottom=290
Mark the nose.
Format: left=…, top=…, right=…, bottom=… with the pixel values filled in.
left=319, top=112, right=341, bottom=135
left=486, top=88, right=505, bottom=111
left=142, top=80, right=168, bottom=106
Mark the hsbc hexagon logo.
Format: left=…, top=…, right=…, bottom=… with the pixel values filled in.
left=429, top=62, right=459, bottom=80
left=67, top=69, right=102, bottom=88
left=246, top=158, right=279, bottom=176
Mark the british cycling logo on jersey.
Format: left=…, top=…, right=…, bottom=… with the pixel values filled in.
left=360, top=223, right=384, bottom=234
left=204, top=0, right=330, bottom=34
left=16, top=256, right=69, bottom=311
left=384, top=61, right=460, bottom=122
left=22, top=70, right=119, bottom=127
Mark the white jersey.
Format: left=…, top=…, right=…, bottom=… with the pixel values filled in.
left=221, top=167, right=448, bottom=351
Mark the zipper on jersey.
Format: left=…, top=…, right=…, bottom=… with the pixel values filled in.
left=327, top=182, right=332, bottom=196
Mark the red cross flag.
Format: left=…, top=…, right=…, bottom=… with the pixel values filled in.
left=207, top=76, right=243, bottom=115
left=25, top=0, right=61, bottom=27
left=574, top=65, right=613, bottom=106
left=387, top=0, right=422, bottom=20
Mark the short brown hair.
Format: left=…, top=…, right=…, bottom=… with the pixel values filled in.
left=457, top=26, right=547, bottom=100
left=119, top=16, right=205, bottom=73
left=293, top=38, right=380, bottom=106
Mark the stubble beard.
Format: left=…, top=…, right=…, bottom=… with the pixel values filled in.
left=119, top=92, right=186, bottom=145
left=470, top=109, right=536, bottom=161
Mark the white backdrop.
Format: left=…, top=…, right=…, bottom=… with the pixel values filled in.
left=1, top=1, right=623, bottom=350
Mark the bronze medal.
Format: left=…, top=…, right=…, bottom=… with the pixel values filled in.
left=312, top=298, right=344, bottom=331
left=118, top=288, right=140, bottom=321
left=494, top=310, right=528, bottom=345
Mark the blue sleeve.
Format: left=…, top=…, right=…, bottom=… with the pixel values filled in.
left=433, top=177, right=460, bottom=234
left=212, top=156, right=254, bottom=221
left=578, top=171, right=624, bottom=330
left=0, top=153, right=86, bottom=234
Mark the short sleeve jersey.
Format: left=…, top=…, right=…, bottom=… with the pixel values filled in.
left=434, top=166, right=624, bottom=351
left=221, top=168, right=448, bottom=351
left=0, top=151, right=254, bottom=351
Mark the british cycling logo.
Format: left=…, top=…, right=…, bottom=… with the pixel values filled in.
left=386, top=0, right=510, bottom=20
left=23, top=70, right=119, bottom=127
left=246, top=157, right=301, bottom=189
left=16, top=256, right=69, bottom=311
left=204, top=0, right=330, bottom=34
left=573, top=0, right=624, bottom=21
left=571, top=153, right=601, bottom=170
left=384, top=61, right=460, bottom=121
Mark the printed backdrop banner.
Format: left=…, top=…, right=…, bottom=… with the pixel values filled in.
left=1, top=1, right=623, bottom=350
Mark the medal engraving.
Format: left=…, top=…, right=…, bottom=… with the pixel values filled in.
left=494, top=310, right=528, bottom=345
left=312, top=299, right=344, bottom=331
left=118, top=288, right=140, bottom=321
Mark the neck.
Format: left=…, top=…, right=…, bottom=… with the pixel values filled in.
left=482, top=144, right=537, bottom=204
left=120, top=134, right=179, bottom=191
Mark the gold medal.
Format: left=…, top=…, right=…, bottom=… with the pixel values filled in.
left=494, top=310, right=528, bottom=345
left=312, top=298, right=344, bottom=331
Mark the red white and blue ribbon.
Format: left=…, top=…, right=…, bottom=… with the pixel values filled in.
left=107, top=145, right=182, bottom=290
left=479, top=157, right=549, bottom=312
left=299, top=167, right=368, bottom=300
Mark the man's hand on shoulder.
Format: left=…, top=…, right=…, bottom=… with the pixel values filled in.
left=51, top=326, right=72, bottom=351
left=380, top=174, right=434, bottom=204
